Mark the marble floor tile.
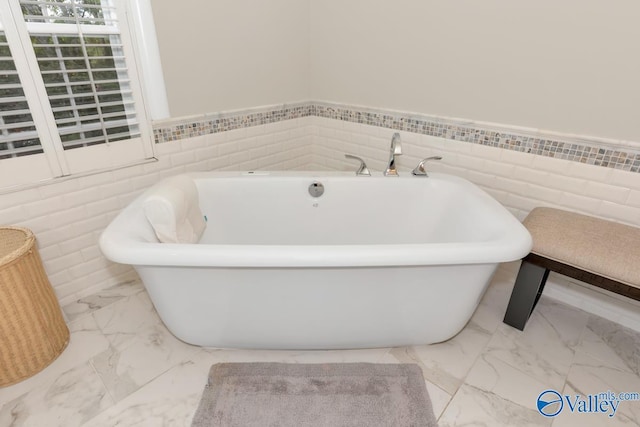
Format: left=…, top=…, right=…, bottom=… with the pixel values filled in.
left=580, top=316, right=640, bottom=376
left=425, top=380, right=453, bottom=420
left=381, top=347, right=455, bottom=418
left=535, top=297, right=591, bottom=349
left=0, top=362, right=114, bottom=427
left=91, top=324, right=200, bottom=402
left=465, top=352, right=549, bottom=410
left=92, top=290, right=162, bottom=351
left=398, top=321, right=493, bottom=395
left=62, top=281, right=144, bottom=322
left=438, top=384, right=551, bottom=427
left=558, top=352, right=640, bottom=424
left=574, top=324, right=637, bottom=375
left=484, top=296, right=589, bottom=390
left=80, top=352, right=214, bottom=427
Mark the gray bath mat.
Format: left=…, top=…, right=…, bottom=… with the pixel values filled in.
left=191, top=362, right=438, bottom=427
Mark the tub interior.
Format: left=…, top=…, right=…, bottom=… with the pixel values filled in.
left=195, top=175, right=506, bottom=246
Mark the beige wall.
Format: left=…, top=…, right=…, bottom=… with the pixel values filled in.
left=151, top=0, right=310, bottom=117
left=308, top=0, right=640, bottom=142
left=152, top=1, right=640, bottom=141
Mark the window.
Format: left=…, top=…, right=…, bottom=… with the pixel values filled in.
left=0, top=0, right=158, bottom=189
left=0, top=29, right=43, bottom=159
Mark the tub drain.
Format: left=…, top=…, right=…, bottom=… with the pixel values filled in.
left=308, top=181, right=324, bottom=197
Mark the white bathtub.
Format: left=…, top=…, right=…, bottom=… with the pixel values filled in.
left=99, top=171, right=532, bottom=349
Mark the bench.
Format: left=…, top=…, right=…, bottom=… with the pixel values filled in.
left=503, top=207, right=640, bottom=331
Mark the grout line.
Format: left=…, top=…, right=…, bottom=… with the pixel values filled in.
left=88, top=354, right=117, bottom=409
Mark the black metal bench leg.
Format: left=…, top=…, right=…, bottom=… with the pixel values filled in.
left=503, top=261, right=550, bottom=331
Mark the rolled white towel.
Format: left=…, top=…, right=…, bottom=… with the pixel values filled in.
left=143, top=175, right=206, bottom=243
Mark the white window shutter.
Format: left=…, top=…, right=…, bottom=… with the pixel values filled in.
left=0, top=30, right=43, bottom=159
left=0, top=0, right=155, bottom=189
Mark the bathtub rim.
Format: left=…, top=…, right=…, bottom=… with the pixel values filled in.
left=99, top=171, right=533, bottom=268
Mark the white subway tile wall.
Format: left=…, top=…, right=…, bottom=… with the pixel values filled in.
left=308, top=116, right=640, bottom=226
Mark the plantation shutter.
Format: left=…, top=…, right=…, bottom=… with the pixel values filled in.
left=20, top=0, right=144, bottom=155
left=0, top=0, right=153, bottom=188
left=0, top=28, right=43, bottom=159
left=0, top=10, right=61, bottom=186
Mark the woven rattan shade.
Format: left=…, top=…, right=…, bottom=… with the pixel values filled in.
left=0, top=227, right=69, bottom=387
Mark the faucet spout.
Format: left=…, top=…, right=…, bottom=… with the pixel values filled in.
left=384, top=133, right=402, bottom=176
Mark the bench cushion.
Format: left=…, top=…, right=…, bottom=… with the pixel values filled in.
left=523, top=207, right=640, bottom=289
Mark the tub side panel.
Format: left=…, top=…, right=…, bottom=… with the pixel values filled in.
left=135, top=263, right=497, bottom=349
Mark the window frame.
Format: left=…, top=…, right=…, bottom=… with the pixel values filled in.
left=0, top=0, right=165, bottom=191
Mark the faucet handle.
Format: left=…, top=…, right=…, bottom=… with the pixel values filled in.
left=345, top=154, right=371, bottom=176
left=412, top=156, right=443, bottom=177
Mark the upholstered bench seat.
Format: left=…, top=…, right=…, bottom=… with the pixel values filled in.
left=503, top=207, right=640, bottom=330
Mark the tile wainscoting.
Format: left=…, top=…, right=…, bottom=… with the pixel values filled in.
left=155, top=101, right=640, bottom=174
left=0, top=101, right=638, bottom=329
left=305, top=112, right=640, bottom=224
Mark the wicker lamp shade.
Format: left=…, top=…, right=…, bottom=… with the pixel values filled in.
left=0, top=227, right=69, bottom=387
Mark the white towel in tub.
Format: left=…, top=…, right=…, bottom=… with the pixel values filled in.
left=143, top=175, right=206, bottom=243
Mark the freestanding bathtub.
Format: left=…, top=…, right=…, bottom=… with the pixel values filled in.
left=99, top=171, right=531, bottom=349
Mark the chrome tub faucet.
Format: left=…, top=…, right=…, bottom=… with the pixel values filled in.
left=345, top=154, right=371, bottom=176
left=412, top=156, right=442, bottom=177
left=384, top=133, right=402, bottom=176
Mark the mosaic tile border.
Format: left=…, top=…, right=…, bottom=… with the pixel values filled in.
left=152, top=103, right=312, bottom=144
left=313, top=102, right=640, bottom=173
left=152, top=101, right=640, bottom=173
